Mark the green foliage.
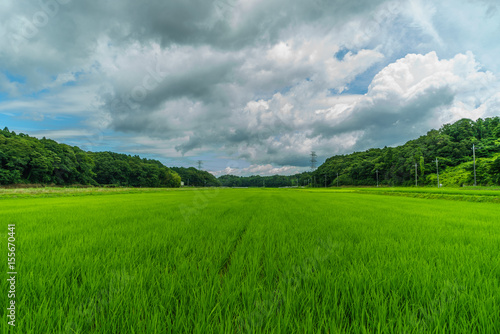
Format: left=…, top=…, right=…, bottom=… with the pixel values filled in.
left=490, top=156, right=500, bottom=184
left=0, top=129, right=96, bottom=185
left=419, top=156, right=425, bottom=177
left=89, top=152, right=181, bottom=188
left=170, top=167, right=220, bottom=187
left=313, top=117, right=500, bottom=187
left=218, top=172, right=312, bottom=187
left=0, top=127, right=180, bottom=187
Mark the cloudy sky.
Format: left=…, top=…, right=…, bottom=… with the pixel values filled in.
left=1, top=0, right=499, bottom=176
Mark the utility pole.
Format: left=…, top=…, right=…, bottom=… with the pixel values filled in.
left=376, top=170, right=379, bottom=187
left=436, top=158, right=439, bottom=188
left=263, top=179, right=265, bottom=188
left=324, top=174, right=327, bottom=188
left=473, top=144, right=477, bottom=186
left=415, top=163, right=418, bottom=187
left=197, top=160, right=203, bottom=170
left=337, top=172, right=339, bottom=187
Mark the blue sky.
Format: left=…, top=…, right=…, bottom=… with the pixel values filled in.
left=1, top=0, right=499, bottom=176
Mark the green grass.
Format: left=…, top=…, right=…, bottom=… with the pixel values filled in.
left=0, top=187, right=184, bottom=199
left=1, top=188, right=500, bottom=333
left=341, top=186, right=500, bottom=203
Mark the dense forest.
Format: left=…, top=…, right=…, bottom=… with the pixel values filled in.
left=0, top=127, right=181, bottom=187
left=89, top=152, right=181, bottom=187
left=170, top=167, right=220, bottom=187
left=312, top=117, right=500, bottom=187
left=218, top=172, right=312, bottom=187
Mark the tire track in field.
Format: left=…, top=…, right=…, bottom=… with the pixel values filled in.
left=219, top=224, right=248, bottom=277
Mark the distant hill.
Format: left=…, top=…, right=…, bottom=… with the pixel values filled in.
left=0, top=127, right=181, bottom=187
left=312, top=117, right=500, bottom=187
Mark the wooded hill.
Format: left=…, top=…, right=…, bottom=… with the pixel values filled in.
left=312, top=117, right=500, bottom=187
left=0, top=127, right=181, bottom=187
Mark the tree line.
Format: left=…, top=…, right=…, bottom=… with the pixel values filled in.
left=170, top=167, right=220, bottom=187
left=311, top=117, right=500, bottom=187
left=0, top=127, right=181, bottom=187
left=218, top=172, right=312, bottom=187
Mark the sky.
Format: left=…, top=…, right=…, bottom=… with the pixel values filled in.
left=1, top=0, right=499, bottom=176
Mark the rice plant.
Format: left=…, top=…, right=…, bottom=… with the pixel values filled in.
left=1, top=188, right=499, bottom=333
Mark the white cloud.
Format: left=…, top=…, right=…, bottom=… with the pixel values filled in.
left=212, top=164, right=304, bottom=177
left=407, top=0, right=443, bottom=46
left=322, top=51, right=498, bottom=149
left=30, top=129, right=94, bottom=139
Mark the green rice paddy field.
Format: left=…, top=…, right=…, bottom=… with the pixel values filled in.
left=1, top=187, right=500, bottom=333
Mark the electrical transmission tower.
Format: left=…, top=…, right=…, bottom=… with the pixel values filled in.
left=310, top=151, right=317, bottom=171
left=310, top=151, right=318, bottom=188
left=197, top=160, right=203, bottom=170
